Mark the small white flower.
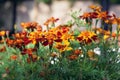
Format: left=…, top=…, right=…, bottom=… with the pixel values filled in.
left=94, top=47, right=101, bottom=55
left=51, top=60, right=54, bottom=64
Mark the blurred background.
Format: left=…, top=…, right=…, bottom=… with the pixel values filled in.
left=0, top=0, right=120, bottom=33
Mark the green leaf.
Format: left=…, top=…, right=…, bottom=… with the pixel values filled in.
left=25, top=43, right=35, bottom=49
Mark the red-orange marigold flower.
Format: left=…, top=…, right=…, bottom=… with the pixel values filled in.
left=0, top=46, right=6, bottom=52
left=10, top=55, right=17, bottom=60
left=68, top=55, right=78, bottom=60
left=73, top=49, right=82, bottom=56
left=44, top=17, right=59, bottom=26
left=77, top=31, right=97, bottom=44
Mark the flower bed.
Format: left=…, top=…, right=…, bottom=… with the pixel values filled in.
left=0, top=5, right=120, bottom=80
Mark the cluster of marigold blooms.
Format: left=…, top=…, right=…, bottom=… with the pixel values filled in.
left=0, top=5, right=120, bottom=62
left=80, top=5, right=120, bottom=24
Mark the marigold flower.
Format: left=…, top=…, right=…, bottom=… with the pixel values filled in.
left=80, top=12, right=98, bottom=20
left=54, top=40, right=72, bottom=53
left=95, top=28, right=104, bottom=34
left=73, top=49, right=82, bottom=56
left=44, top=17, right=59, bottom=26
left=105, top=14, right=118, bottom=24
left=6, top=38, right=14, bottom=47
left=89, top=5, right=102, bottom=12
left=104, top=30, right=110, bottom=35
left=68, top=55, right=78, bottom=60
left=14, top=33, right=21, bottom=39
left=77, top=31, right=97, bottom=44
left=14, top=39, right=24, bottom=48
left=21, top=22, right=39, bottom=30
left=97, top=11, right=110, bottom=20
left=23, top=38, right=32, bottom=45
left=13, top=31, right=27, bottom=39
left=112, top=32, right=116, bottom=38
left=103, top=35, right=110, bottom=40
left=36, top=25, right=42, bottom=32
left=0, top=31, right=6, bottom=36
left=10, top=55, right=17, bottom=60
left=21, top=48, right=36, bottom=56
left=0, top=46, right=6, bottom=52
left=80, top=12, right=91, bottom=19
left=87, top=50, right=95, bottom=58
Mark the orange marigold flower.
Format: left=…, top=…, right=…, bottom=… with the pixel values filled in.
left=54, top=40, right=72, bottom=53
left=97, top=11, right=110, bottom=20
left=104, top=30, right=110, bottom=35
left=14, top=39, right=24, bottom=48
left=21, top=48, right=36, bottom=56
left=77, top=31, right=97, bottom=44
left=95, top=28, right=104, bottom=34
left=89, top=5, right=102, bottom=12
left=80, top=12, right=91, bottom=19
left=112, top=32, right=116, bottom=38
left=13, top=33, right=21, bottom=39
left=6, top=38, right=14, bottom=47
left=105, top=14, right=118, bottom=24
left=0, top=46, right=6, bottom=52
left=68, top=55, right=78, bottom=60
left=44, top=17, right=59, bottom=26
left=21, top=22, right=39, bottom=30
left=10, top=55, right=17, bottom=60
left=36, top=25, right=42, bottom=32
left=73, top=49, right=82, bottom=56
left=0, top=31, right=6, bottom=36
left=80, top=12, right=98, bottom=21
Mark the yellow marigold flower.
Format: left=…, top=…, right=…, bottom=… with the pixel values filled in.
left=0, top=31, right=6, bottom=36
left=61, top=33, right=74, bottom=41
left=77, top=31, right=97, bottom=44
left=103, top=35, right=110, bottom=40
left=65, top=47, right=73, bottom=51
left=32, top=39, right=36, bottom=44
left=63, top=40, right=70, bottom=46
left=89, top=5, right=102, bottom=12
left=54, top=40, right=72, bottom=53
